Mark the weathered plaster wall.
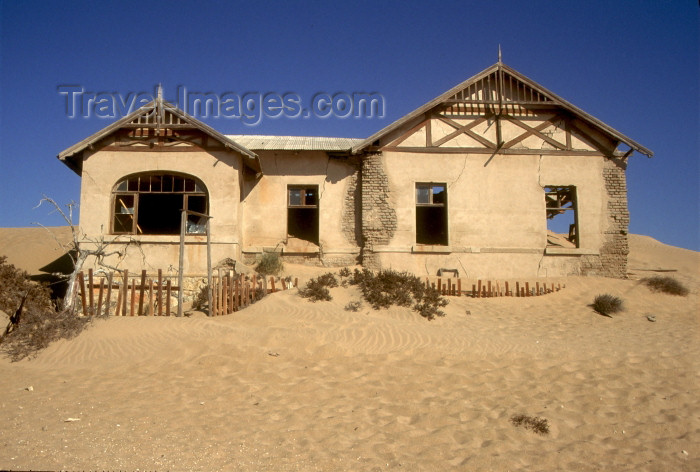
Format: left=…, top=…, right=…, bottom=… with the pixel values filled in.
left=78, top=148, right=243, bottom=275
left=368, top=150, right=614, bottom=278
left=241, top=151, right=360, bottom=266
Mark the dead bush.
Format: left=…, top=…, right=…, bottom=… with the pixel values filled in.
left=511, top=414, right=550, bottom=435
left=591, top=294, right=624, bottom=317
left=255, top=252, right=284, bottom=276
left=344, top=301, right=362, bottom=312
left=642, top=276, right=689, bottom=296
left=299, top=273, right=338, bottom=302
left=0, top=256, right=90, bottom=361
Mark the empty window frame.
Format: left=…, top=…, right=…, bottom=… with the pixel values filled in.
left=287, top=186, right=319, bottom=244
left=544, top=186, right=578, bottom=248
left=416, top=183, right=448, bottom=245
left=112, top=173, right=208, bottom=235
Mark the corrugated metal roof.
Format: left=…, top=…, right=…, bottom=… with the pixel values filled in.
left=227, top=135, right=362, bottom=151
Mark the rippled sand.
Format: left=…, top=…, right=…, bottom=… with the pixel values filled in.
left=0, top=234, right=698, bottom=471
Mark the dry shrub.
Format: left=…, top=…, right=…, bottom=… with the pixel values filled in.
left=350, top=269, right=448, bottom=320
left=255, top=252, right=284, bottom=276
left=591, top=294, right=624, bottom=317
left=642, top=276, right=689, bottom=296
left=511, top=414, right=550, bottom=435
left=299, top=273, right=338, bottom=302
left=0, top=256, right=90, bottom=361
left=299, top=268, right=448, bottom=320
left=344, top=301, right=362, bottom=312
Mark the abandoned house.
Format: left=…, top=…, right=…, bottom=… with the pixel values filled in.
left=58, top=61, right=652, bottom=280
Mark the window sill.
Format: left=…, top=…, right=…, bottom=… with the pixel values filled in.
left=107, top=234, right=207, bottom=243
left=412, top=245, right=452, bottom=253
left=545, top=247, right=599, bottom=256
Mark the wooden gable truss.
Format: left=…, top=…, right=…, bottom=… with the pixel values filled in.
left=353, top=62, right=653, bottom=158
left=58, top=92, right=261, bottom=175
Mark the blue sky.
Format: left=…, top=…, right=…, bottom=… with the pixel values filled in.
left=1, top=0, right=698, bottom=250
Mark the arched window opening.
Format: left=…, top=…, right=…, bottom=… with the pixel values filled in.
left=112, top=173, right=208, bottom=235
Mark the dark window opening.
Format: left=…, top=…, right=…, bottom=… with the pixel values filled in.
left=416, top=183, right=448, bottom=245
left=288, top=186, right=319, bottom=244
left=545, top=186, right=578, bottom=248
left=112, top=173, right=207, bottom=235
left=138, top=193, right=182, bottom=235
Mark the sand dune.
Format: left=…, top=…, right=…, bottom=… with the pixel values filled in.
left=0, top=228, right=698, bottom=471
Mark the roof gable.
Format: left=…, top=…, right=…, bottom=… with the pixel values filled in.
left=352, top=62, right=653, bottom=157
left=58, top=96, right=260, bottom=174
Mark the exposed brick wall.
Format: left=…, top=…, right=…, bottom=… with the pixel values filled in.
left=581, top=157, right=629, bottom=278
left=341, top=167, right=361, bottom=247
left=360, top=153, right=397, bottom=269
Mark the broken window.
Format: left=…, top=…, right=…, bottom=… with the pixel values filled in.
left=287, top=186, right=319, bottom=244
left=112, top=173, right=208, bottom=235
left=545, top=186, right=578, bottom=248
left=416, top=183, right=448, bottom=245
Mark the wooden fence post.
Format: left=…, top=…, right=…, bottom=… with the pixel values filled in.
left=148, top=279, right=154, bottom=315
left=122, top=270, right=129, bottom=316
left=139, top=270, right=146, bottom=316
left=130, top=278, right=137, bottom=316
left=157, top=269, right=163, bottom=316
left=222, top=273, right=228, bottom=316
left=166, top=279, right=172, bottom=316
left=96, top=278, right=105, bottom=317
left=115, top=280, right=123, bottom=317
left=104, top=273, right=113, bottom=317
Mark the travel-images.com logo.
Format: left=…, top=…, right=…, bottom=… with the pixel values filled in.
left=58, top=85, right=385, bottom=126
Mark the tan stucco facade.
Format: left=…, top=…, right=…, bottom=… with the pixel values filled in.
left=62, top=62, right=650, bottom=280
left=241, top=151, right=359, bottom=264
left=368, top=150, right=610, bottom=278
left=77, top=146, right=360, bottom=275
left=78, top=147, right=245, bottom=275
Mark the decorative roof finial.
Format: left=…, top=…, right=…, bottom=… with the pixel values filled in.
left=155, top=83, right=164, bottom=131
left=498, top=44, right=502, bottom=64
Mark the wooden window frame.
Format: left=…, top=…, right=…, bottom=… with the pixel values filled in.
left=287, top=186, right=319, bottom=208
left=287, top=185, right=319, bottom=244
left=544, top=185, right=579, bottom=248
left=415, top=183, right=448, bottom=246
left=111, top=173, right=207, bottom=235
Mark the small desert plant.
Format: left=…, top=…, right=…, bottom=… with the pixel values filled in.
left=510, top=414, right=549, bottom=435
left=591, top=293, right=624, bottom=317
left=351, top=268, right=448, bottom=320
left=299, top=273, right=338, bottom=302
left=642, top=276, right=689, bottom=296
left=298, top=269, right=448, bottom=319
left=255, top=252, right=284, bottom=276
left=344, top=300, right=362, bottom=312
left=0, top=256, right=90, bottom=361
left=192, top=283, right=209, bottom=311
